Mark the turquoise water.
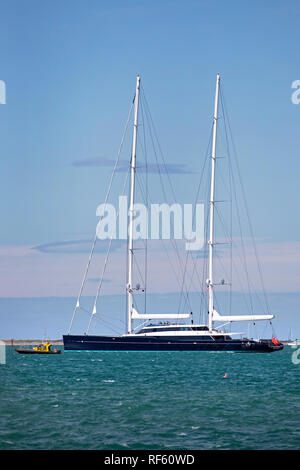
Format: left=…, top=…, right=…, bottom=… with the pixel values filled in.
left=0, top=346, right=299, bottom=450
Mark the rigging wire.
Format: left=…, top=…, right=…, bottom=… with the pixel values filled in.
left=220, top=83, right=271, bottom=316
left=177, top=126, right=213, bottom=317
left=140, top=97, right=149, bottom=316
left=141, top=87, right=219, bottom=318
left=140, top=87, right=194, bottom=314
left=133, top=135, right=194, bottom=312
left=86, top=165, right=131, bottom=334
left=68, top=97, right=135, bottom=334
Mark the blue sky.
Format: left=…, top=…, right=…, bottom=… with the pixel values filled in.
left=0, top=0, right=300, bottom=314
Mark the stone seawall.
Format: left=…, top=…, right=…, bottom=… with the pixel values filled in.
left=1, top=339, right=63, bottom=346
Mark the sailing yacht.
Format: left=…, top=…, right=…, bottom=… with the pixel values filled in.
left=63, top=75, right=283, bottom=353
left=286, top=328, right=299, bottom=346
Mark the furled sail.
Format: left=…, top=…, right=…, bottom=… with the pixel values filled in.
left=212, top=309, right=274, bottom=322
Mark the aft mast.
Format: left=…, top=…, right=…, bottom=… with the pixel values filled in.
left=127, top=75, right=141, bottom=334
left=207, top=74, right=274, bottom=327
left=208, top=73, right=220, bottom=332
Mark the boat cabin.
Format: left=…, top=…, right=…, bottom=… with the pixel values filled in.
left=33, top=342, right=52, bottom=352
left=135, top=323, right=232, bottom=340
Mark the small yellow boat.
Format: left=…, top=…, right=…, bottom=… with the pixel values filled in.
left=15, top=342, right=61, bottom=354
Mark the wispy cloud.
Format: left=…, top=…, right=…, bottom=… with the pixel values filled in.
left=72, top=157, right=128, bottom=168
left=135, top=163, right=196, bottom=175
left=1, top=240, right=300, bottom=297
left=72, top=157, right=195, bottom=174
left=31, top=239, right=125, bottom=254
left=87, top=277, right=110, bottom=283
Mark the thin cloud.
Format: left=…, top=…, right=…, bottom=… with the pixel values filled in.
left=72, top=157, right=128, bottom=168
left=31, top=239, right=125, bottom=254
left=72, top=157, right=196, bottom=174
left=1, top=240, right=300, bottom=297
left=134, top=163, right=196, bottom=175
left=87, top=277, right=111, bottom=283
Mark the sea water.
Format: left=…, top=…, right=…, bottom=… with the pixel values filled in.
left=0, top=346, right=299, bottom=450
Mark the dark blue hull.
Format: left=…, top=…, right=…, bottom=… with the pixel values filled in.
left=63, top=334, right=283, bottom=353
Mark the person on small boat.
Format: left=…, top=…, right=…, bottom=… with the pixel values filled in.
left=33, top=342, right=52, bottom=352
left=272, top=336, right=280, bottom=346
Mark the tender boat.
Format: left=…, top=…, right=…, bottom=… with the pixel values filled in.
left=15, top=342, right=61, bottom=354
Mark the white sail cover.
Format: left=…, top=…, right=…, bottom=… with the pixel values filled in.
left=212, top=309, right=274, bottom=322
left=131, top=308, right=190, bottom=320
